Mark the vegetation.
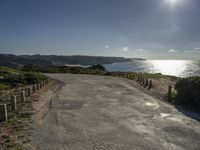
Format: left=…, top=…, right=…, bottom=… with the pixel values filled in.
left=111, top=72, right=179, bottom=81
left=112, top=72, right=200, bottom=112
left=174, top=77, right=200, bottom=111
left=0, top=66, right=47, bottom=90
left=0, top=83, right=9, bottom=90
left=21, top=64, right=108, bottom=75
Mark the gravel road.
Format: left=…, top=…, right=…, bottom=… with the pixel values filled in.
left=33, top=74, right=200, bottom=150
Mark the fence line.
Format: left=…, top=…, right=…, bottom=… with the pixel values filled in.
left=0, top=79, right=49, bottom=122
left=114, top=73, right=175, bottom=101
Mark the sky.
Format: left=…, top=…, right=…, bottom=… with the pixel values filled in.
left=0, top=0, right=200, bottom=59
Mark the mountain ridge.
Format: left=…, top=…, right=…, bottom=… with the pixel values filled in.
left=0, top=53, right=132, bottom=68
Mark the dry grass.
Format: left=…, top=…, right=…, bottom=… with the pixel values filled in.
left=0, top=79, right=59, bottom=150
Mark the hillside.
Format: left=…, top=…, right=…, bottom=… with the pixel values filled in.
left=0, top=66, right=47, bottom=90
left=0, top=54, right=131, bottom=68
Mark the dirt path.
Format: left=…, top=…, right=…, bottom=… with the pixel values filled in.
left=33, top=74, right=200, bottom=150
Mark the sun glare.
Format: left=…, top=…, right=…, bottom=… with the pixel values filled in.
left=169, top=0, right=177, bottom=3
left=150, top=60, right=189, bottom=76
left=165, top=0, right=182, bottom=6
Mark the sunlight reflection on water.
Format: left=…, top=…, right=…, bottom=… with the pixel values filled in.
left=104, top=60, right=200, bottom=77
left=149, top=60, right=189, bottom=76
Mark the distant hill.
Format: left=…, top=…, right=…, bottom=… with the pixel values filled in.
left=0, top=54, right=131, bottom=68
left=129, top=58, right=146, bottom=61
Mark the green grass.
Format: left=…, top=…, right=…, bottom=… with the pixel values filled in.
left=0, top=83, right=9, bottom=90
left=111, top=72, right=179, bottom=81
left=0, top=66, right=48, bottom=90
left=0, top=66, right=22, bottom=75
left=21, top=64, right=108, bottom=75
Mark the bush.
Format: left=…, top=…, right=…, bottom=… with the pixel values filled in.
left=3, top=74, right=27, bottom=84
left=24, top=73, right=47, bottom=84
left=21, top=64, right=108, bottom=75
left=175, top=77, right=200, bottom=110
left=0, top=66, right=48, bottom=88
left=89, top=64, right=106, bottom=71
left=0, top=83, right=9, bottom=90
left=0, top=66, right=21, bottom=75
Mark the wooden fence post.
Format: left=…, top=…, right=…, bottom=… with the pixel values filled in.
left=0, top=104, right=8, bottom=122
left=11, top=95, right=17, bottom=111
left=33, top=85, right=36, bottom=93
left=148, top=80, right=152, bottom=89
left=21, top=91, right=26, bottom=102
left=168, top=85, right=172, bottom=101
left=142, top=78, right=145, bottom=85
left=40, top=82, right=42, bottom=88
left=28, top=87, right=32, bottom=96
left=144, top=79, right=148, bottom=88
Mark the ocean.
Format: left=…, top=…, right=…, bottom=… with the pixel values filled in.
left=104, top=60, right=200, bottom=77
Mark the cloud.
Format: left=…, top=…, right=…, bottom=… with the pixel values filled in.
left=119, top=37, right=128, bottom=43
left=168, top=49, right=176, bottom=53
left=192, top=48, right=200, bottom=53
left=184, top=50, right=192, bottom=53
left=137, top=49, right=143, bottom=52
left=121, top=47, right=129, bottom=52
left=104, top=45, right=109, bottom=49
left=170, top=24, right=181, bottom=33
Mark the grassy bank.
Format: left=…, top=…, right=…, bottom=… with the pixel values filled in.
left=0, top=66, right=47, bottom=91
left=111, top=72, right=179, bottom=81
left=21, top=64, right=108, bottom=75
left=0, top=66, right=50, bottom=149
left=112, top=72, right=200, bottom=113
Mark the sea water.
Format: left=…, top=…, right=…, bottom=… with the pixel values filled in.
left=104, top=60, right=200, bottom=77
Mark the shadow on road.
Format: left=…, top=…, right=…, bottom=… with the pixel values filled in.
left=175, top=105, right=200, bottom=122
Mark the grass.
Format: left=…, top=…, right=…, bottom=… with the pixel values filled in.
left=21, top=64, right=108, bottom=75
left=0, top=114, right=31, bottom=150
left=0, top=83, right=9, bottom=90
left=0, top=66, right=48, bottom=90
left=111, top=72, right=179, bottom=81
left=0, top=66, right=22, bottom=75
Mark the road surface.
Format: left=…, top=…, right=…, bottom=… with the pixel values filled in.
left=33, top=74, right=200, bottom=150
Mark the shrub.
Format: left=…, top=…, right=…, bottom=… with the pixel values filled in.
left=24, top=73, right=47, bottom=84
left=21, top=64, right=108, bottom=75
left=175, top=77, right=200, bottom=110
left=0, top=83, right=9, bottom=90
left=3, top=74, right=26, bottom=84
left=21, top=64, right=41, bottom=72
left=89, top=64, right=106, bottom=71
left=0, top=66, right=21, bottom=75
left=0, top=66, right=48, bottom=87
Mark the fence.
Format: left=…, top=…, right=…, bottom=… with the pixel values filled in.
left=0, top=79, right=49, bottom=122
left=112, top=73, right=173, bottom=100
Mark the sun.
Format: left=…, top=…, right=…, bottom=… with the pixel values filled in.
left=169, top=0, right=177, bottom=3
left=166, top=0, right=182, bottom=5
